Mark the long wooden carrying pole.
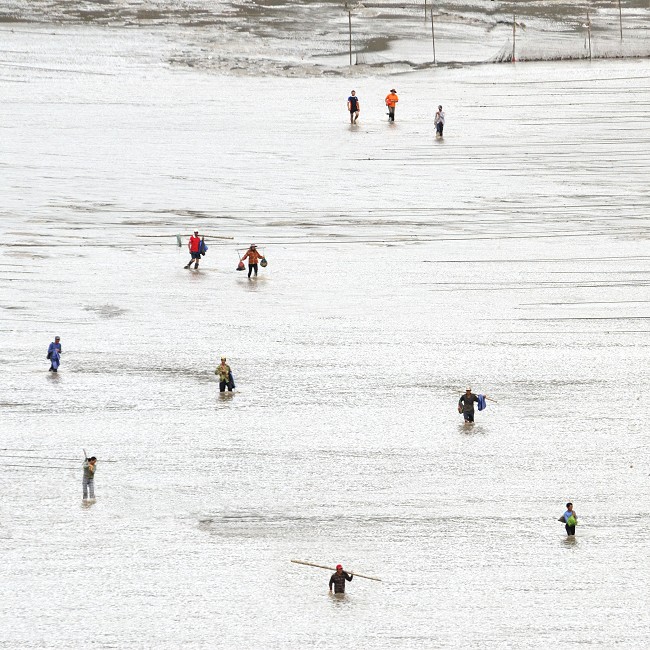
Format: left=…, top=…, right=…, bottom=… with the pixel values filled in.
left=455, top=390, right=498, bottom=404
left=291, top=560, right=382, bottom=582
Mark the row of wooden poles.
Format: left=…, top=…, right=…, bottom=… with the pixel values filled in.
left=345, top=0, right=627, bottom=66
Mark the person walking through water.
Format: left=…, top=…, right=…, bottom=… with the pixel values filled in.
left=385, top=89, right=399, bottom=122
left=435, top=105, right=445, bottom=137
left=559, top=502, right=578, bottom=536
left=82, top=454, right=97, bottom=500
left=458, top=386, right=490, bottom=423
left=184, top=230, right=202, bottom=270
left=329, top=564, right=353, bottom=594
left=47, top=336, right=62, bottom=372
left=241, top=244, right=263, bottom=278
left=347, top=90, right=360, bottom=124
left=215, top=357, right=235, bottom=392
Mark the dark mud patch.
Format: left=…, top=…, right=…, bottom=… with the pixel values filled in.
left=83, top=304, right=128, bottom=319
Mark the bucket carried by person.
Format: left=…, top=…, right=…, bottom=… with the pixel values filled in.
left=237, top=261, right=245, bottom=271
left=260, top=257, right=268, bottom=268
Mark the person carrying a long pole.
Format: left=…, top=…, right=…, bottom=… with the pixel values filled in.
left=82, top=452, right=97, bottom=500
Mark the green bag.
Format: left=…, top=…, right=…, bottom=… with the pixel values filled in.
left=567, top=516, right=577, bottom=527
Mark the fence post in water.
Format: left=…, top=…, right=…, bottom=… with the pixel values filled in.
left=348, top=9, right=352, bottom=65
left=617, top=0, right=623, bottom=40
left=431, top=6, right=436, bottom=64
left=587, top=11, right=592, bottom=60
left=424, top=0, right=427, bottom=21
left=512, top=13, right=516, bottom=62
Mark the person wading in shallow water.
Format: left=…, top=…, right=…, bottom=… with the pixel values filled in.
left=458, top=387, right=479, bottom=423
left=559, top=502, right=578, bottom=536
left=347, top=90, right=360, bottom=124
left=215, top=357, right=234, bottom=392
left=184, top=230, right=201, bottom=270
left=385, top=89, right=399, bottom=122
left=329, top=565, right=353, bottom=594
left=435, top=105, right=445, bottom=136
left=82, top=455, right=97, bottom=500
left=241, top=244, right=263, bottom=278
left=47, top=336, right=62, bottom=372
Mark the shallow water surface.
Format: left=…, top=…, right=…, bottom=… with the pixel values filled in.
left=1, top=28, right=649, bottom=649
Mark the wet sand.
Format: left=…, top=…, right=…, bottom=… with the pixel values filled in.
left=1, top=1, right=649, bottom=72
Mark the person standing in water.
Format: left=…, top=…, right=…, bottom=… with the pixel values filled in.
left=458, top=387, right=483, bottom=423
left=82, top=455, right=97, bottom=500
left=47, top=336, right=62, bottom=372
left=329, top=564, right=353, bottom=594
left=241, top=244, right=263, bottom=278
left=184, top=230, right=202, bottom=270
left=215, top=357, right=234, bottom=392
left=385, top=89, right=399, bottom=122
left=435, top=105, right=445, bottom=137
left=347, top=90, right=360, bottom=124
left=559, top=502, right=578, bottom=536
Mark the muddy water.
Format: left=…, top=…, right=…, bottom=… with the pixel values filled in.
left=1, top=27, right=650, bottom=649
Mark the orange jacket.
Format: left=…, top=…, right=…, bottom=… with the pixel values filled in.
left=243, top=249, right=263, bottom=264
left=385, top=93, right=399, bottom=107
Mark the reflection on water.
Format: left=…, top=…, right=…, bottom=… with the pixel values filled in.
left=562, top=536, right=579, bottom=549
left=328, top=592, right=351, bottom=608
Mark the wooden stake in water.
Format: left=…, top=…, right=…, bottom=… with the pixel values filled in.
left=291, top=560, right=382, bottom=582
left=348, top=9, right=352, bottom=66
left=424, top=0, right=427, bottom=21
left=431, top=6, right=436, bottom=64
left=587, top=11, right=592, bottom=60
left=512, top=13, right=516, bottom=62
left=618, top=0, right=623, bottom=40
